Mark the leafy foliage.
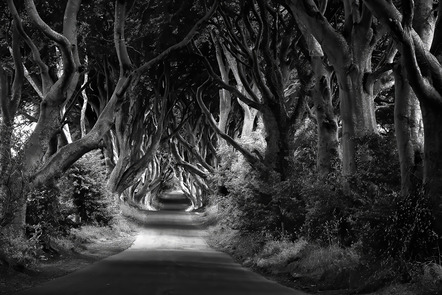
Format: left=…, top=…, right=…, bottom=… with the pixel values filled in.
left=26, top=184, right=71, bottom=239
left=299, top=134, right=401, bottom=247
left=67, top=154, right=113, bottom=225
left=0, top=233, right=39, bottom=268
left=362, top=189, right=440, bottom=262
left=25, top=151, right=115, bottom=254
left=212, top=128, right=439, bottom=267
left=211, top=129, right=306, bottom=241
left=300, top=174, right=353, bottom=246
left=60, top=151, right=115, bottom=226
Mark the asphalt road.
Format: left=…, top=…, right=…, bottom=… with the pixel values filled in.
left=17, top=210, right=308, bottom=295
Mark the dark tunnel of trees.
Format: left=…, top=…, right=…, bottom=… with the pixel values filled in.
left=1, top=0, right=442, bottom=293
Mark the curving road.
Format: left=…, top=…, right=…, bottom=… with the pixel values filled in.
left=16, top=210, right=308, bottom=295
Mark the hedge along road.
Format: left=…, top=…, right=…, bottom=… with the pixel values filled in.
left=16, top=210, right=309, bottom=295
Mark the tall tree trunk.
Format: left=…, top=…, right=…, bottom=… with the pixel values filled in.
left=339, top=26, right=378, bottom=176
left=287, top=0, right=378, bottom=180
left=299, top=16, right=340, bottom=174
left=394, top=63, right=424, bottom=195
left=21, top=0, right=78, bottom=175
left=363, top=0, right=442, bottom=234
left=0, top=85, right=14, bottom=229
left=261, top=105, right=288, bottom=177
left=338, top=62, right=377, bottom=176
left=29, top=0, right=133, bottom=186
left=223, top=47, right=259, bottom=138
left=394, top=0, right=432, bottom=196
left=421, top=102, right=442, bottom=233
left=0, top=22, right=25, bottom=235
left=0, top=68, right=12, bottom=181
left=312, top=56, right=339, bottom=175
left=240, top=99, right=258, bottom=138
left=80, top=71, right=89, bottom=137
left=211, top=32, right=231, bottom=135
left=211, top=33, right=232, bottom=152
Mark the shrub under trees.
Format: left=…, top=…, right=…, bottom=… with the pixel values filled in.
left=211, top=124, right=440, bottom=289
left=25, top=151, right=116, bottom=256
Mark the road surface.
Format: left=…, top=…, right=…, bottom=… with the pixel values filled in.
left=16, top=210, right=308, bottom=295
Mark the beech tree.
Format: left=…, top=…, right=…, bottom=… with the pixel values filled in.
left=0, top=16, right=24, bottom=231
left=197, top=0, right=306, bottom=180
left=170, top=111, right=215, bottom=208
left=294, top=3, right=339, bottom=175
left=126, top=153, right=173, bottom=209
left=211, top=31, right=260, bottom=140
left=364, top=0, right=442, bottom=234
left=1, top=0, right=218, bottom=234
left=391, top=0, right=431, bottom=196
left=1, top=0, right=82, bottom=235
left=284, top=0, right=384, bottom=179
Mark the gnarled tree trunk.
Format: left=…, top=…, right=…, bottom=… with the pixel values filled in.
left=394, top=63, right=424, bottom=195
left=364, top=0, right=442, bottom=234
left=0, top=21, right=25, bottom=235
left=312, top=56, right=339, bottom=175
left=394, top=0, right=433, bottom=196
left=287, top=0, right=379, bottom=180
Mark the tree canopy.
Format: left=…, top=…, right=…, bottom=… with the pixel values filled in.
left=1, top=1, right=442, bottom=290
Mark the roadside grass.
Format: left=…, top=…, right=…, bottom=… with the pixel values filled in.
left=120, top=203, right=151, bottom=225
left=0, top=234, right=39, bottom=269
left=203, top=206, right=442, bottom=295
left=256, top=239, right=308, bottom=270
left=0, top=213, right=137, bottom=295
left=1, top=211, right=136, bottom=269
left=294, top=244, right=360, bottom=275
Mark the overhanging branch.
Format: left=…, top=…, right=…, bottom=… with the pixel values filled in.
left=196, top=80, right=260, bottom=166
left=134, top=0, right=218, bottom=76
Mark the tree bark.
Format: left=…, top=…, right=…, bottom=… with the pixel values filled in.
left=286, top=0, right=378, bottom=178
left=394, top=62, right=424, bottom=196
left=21, top=0, right=77, bottom=177
left=394, top=0, right=433, bottom=196
left=223, top=46, right=259, bottom=138
left=80, top=71, right=89, bottom=137
left=211, top=32, right=232, bottom=135
left=297, top=17, right=340, bottom=175
left=338, top=61, right=377, bottom=175
left=364, top=0, right=442, bottom=234
left=33, top=0, right=217, bottom=188
left=421, top=102, right=442, bottom=232
left=0, top=23, right=25, bottom=235
left=30, top=0, right=134, bottom=185
left=311, top=56, right=339, bottom=175
left=196, top=81, right=260, bottom=167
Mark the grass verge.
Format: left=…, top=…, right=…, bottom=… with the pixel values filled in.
left=199, top=205, right=442, bottom=295
left=0, top=216, right=137, bottom=295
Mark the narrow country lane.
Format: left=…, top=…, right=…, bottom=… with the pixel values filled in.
left=16, top=211, right=309, bottom=295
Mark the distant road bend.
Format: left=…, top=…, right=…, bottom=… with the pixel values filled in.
left=17, top=195, right=308, bottom=295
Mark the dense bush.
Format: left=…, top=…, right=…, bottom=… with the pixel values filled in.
left=349, top=134, right=440, bottom=264
left=211, top=127, right=309, bottom=241
left=209, top=124, right=441, bottom=294
left=25, top=151, right=116, bottom=254
left=352, top=133, right=401, bottom=195
left=0, top=233, right=39, bottom=268
left=362, top=189, right=440, bottom=263
left=212, top=137, right=290, bottom=239
left=26, top=184, right=71, bottom=241
left=212, top=129, right=439, bottom=254
left=297, top=134, right=402, bottom=247
left=300, top=174, right=354, bottom=246
left=59, top=151, right=115, bottom=226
